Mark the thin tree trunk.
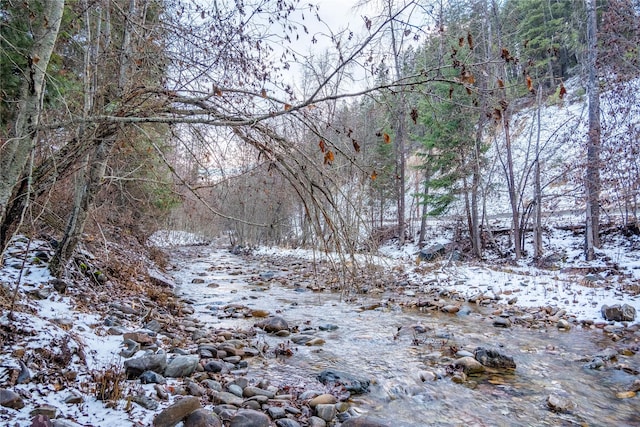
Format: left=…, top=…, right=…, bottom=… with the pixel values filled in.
left=533, top=86, right=543, bottom=259
left=585, top=0, right=601, bottom=260
left=388, top=0, right=406, bottom=245
left=492, top=0, right=521, bottom=260
left=0, top=0, right=65, bottom=229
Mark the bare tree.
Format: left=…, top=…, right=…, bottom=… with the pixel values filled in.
left=0, top=0, right=65, bottom=234
left=585, top=0, right=601, bottom=260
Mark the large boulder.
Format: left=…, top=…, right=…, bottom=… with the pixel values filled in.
left=601, top=304, right=636, bottom=322
left=317, top=369, right=370, bottom=394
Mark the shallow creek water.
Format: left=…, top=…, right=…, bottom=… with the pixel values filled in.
left=171, top=246, right=639, bottom=426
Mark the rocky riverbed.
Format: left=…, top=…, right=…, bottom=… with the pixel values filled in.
left=1, top=237, right=639, bottom=426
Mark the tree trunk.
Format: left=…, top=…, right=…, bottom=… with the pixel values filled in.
left=0, top=0, right=65, bottom=231
left=492, top=0, right=521, bottom=260
left=50, top=0, right=137, bottom=275
left=585, top=0, right=601, bottom=260
left=533, top=86, right=544, bottom=259
left=388, top=0, right=406, bottom=245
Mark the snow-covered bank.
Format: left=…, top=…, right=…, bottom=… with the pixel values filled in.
left=255, top=224, right=640, bottom=324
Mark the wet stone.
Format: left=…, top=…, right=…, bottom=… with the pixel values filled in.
left=546, top=392, right=575, bottom=413
left=315, top=404, right=337, bottom=422
left=453, top=356, right=485, bottom=375
left=474, top=347, right=516, bottom=369
left=309, top=393, right=337, bottom=408
left=493, top=317, right=511, bottom=328
left=317, top=370, right=370, bottom=394
left=255, top=316, right=289, bottom=333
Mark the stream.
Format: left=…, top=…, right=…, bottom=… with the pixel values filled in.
left=170, top=245, right=639, bottom=426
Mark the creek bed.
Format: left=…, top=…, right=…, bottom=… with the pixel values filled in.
left=172, top=245, right=639, bottom=426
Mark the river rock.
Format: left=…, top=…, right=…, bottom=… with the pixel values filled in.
left=229, top=409, right=270, bottom=427
left=212, top=391, right=244, bottom=406
left=204, top=360, right=226, bottom=373
left=120, top=339, right=141, bottom=358
left=124, top=352, right=167, bottom=378
left=275, top=419, right=301, bottom=427
left=243, top=386, right=275, bottom=399
left=317, top=370, right=370, bottom=394
left=340, top=416, right=391, bottom=427
left=153, top=396, right=202, bottom=427
left=453, top=356, right=485, bottom=375
left=546, top=392, right=575, bottom=413
left=0, top=388, right=25, bottom=409
left=315, top=404, right=337, bottom=422
left=184, top=408, right=222, bottom=427
left=165, top=355, right=199, bottom=378
left=227, top=384, right=243, bottom=397
left=474, top=347, right=516, bottom=369
left=308, top=393, right=337, bottom=408
left=267, top=406, right=286, bottom=419
left=256, top=316, right=289, bottom=333
left=557, top=319, right=571, bottom=330
left=140, top=370, right=167, bottom=384
left=131, top=394, right=159, bottom=410
left=601, top=304, right=636, bottom=322
left=595, top=347, right=619, bottom=361
left=124, top=332, right=155, bottom=345
left=308, top=417, right=327, bottom=427
left=493, top=317, right=511, bottom=328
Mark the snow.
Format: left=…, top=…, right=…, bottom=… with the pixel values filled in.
left=147, top=230, right=210, bottom=247
left=257, top=222, right=640, bottom=324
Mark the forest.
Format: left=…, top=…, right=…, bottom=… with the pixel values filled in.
left=2, top=0, right=639, bottom=270
left=1, top=1, right=640, bottom=426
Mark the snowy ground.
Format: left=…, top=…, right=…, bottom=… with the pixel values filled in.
left=1, top=227, right=638, bottom=425
left=256, top=224, right=640, bottom=324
